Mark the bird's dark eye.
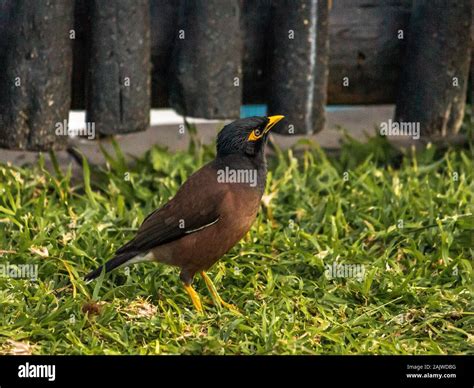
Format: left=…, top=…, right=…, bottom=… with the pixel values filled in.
left=254, top=129, right=261, bottom=136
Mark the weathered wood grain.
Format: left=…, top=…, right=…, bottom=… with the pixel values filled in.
left=395, top=0, right=471, bottom=136
left=86, top=0, right=151, bottom=135
left=169, top=0, right=242, bottom=119
left=0, top=0, right=74, bottom=150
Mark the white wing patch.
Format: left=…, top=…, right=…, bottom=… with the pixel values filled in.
left=125, top=251, right=156, bottom=266
left=184, top=217, right=220, bottom=234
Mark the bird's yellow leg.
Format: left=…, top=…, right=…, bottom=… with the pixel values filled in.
left=183, top=284, right=203, bottom=314
left=200, top=272, right=241, bottom=315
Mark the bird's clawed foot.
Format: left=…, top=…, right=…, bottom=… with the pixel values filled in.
left=182, top=273, right=241, bottom=316
left=200, top=271, right=242, bottom=315
left=183, top=284, right=203, bottom=315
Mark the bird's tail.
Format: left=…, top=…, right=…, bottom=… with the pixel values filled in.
left=84, top=250, right=140, bottom=281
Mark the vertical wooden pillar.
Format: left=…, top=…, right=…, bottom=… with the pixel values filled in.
left=0, top=0, right=74, bottom=150
left=150, top=0, right=180, bottom=108
left=241, top=0, right=273, bottom=104
left=71, top=0, right=89, bottom=110
left=314, top=0, right=330, bottom=135
left=86, top=0, right=151, bottom=135
left=395, top=0, right=472, bottom=137
left=169, top=0, right=242, bottom=119
left=268, top=0, right=330, bottom=135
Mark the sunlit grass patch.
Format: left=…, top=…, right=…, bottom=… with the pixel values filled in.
left=0, top=134, right=472, bottom=355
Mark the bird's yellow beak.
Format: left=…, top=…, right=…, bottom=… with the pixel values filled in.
left=248, top=115, right=285, bottom=141
left=264, top=115, right=285, bottom=134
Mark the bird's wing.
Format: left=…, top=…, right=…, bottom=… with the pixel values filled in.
left=116, top=164, right=225, bottom=254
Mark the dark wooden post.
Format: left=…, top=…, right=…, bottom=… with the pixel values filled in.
left=313, top=0, right=330, bottom=134
left=395, top=0, right=472, bottom=138
left=268, top=0, right=330, bottom=135
left=169, top=0, right=242, bottom=119
left=0, top=0, right=74, bottom=151
left=470, top=0, right=474, bottom=107
left=241, top=0, right=273, bottom=104
left=70, top=0, right=89, bottom=110
left=150, top=0, right=180, bottom=108
left=86, top=0, right=151, bottom=135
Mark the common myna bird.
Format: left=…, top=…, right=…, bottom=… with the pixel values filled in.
left=85, top=115, right=285, bottom=313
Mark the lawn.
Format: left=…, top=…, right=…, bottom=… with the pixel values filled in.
left=0, top=127, right=472, bottom=355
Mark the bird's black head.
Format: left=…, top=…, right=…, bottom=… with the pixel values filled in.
left=216, top=115, right=285, bottom=157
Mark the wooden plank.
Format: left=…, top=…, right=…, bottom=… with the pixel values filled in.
left=0, top=0, right=74, bottom=150
left=169, top=0, right=242, bottom=119
left=86, top=0, right=151, bottom=135
left=395, top=0, right=472, bottom=137
left=328, top=0, right=412, bottom=104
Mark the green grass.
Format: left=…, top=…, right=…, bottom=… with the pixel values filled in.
left=0, top=132, right=472, bottom=355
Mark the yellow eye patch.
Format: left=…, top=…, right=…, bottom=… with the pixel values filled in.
left=248, top=129, right=263, bottom=141
left=247, top=116, right=285, bottom=142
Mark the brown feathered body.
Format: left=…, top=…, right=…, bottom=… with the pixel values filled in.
left=85, top=151, right=266, bottom=284
left=150, top=157, right=264, bottom=283
left=84, top=116, right=281, bottom=288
